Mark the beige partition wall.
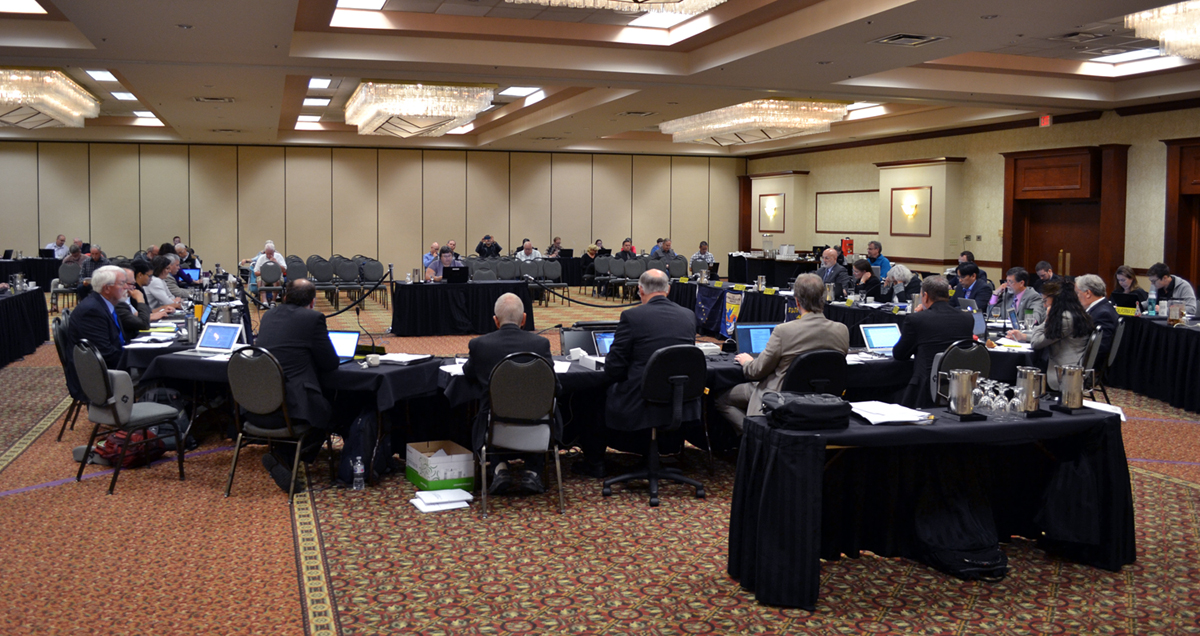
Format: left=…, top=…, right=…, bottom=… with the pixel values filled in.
left=285, top=147, right=333, bottom=260
left=510, top=153, right=551, bottom=253
left=378, top=149, right=423, bottom=274
left=189, top=146, right=238, bottom=271
left=238, top=146, right=287, bottom=258
left=670, top=156, right=709, bottom=259
left=333, top=148, right=378, bottom=259
left=139, top=145, right=190, bottom=250
left=467, top=151, right=509, bottom=254
left=708, top=158, right=741, bottom=261
left=39, top=143, right=89, bottom=247
left=422, top=150, right=467, bottom=251
left=591, top=154, right=632, bottom=249
left=0, top=143, right=39, bottom=253
left=89, top=144, right=141, bottom=258
left=551, top=153, right=592, bottom=252
left=632, top=155, right=671, bottom=253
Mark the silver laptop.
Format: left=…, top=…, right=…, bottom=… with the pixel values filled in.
left=959, top=298, right=979, bottom=313
left=176, top=322, right=244, bottom=357
left=328, top=330, right=360, bottom=364
left=859, top=323, right=902, bottom=356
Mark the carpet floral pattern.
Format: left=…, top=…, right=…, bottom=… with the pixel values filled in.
left=0, top=367, right=69, bottom=465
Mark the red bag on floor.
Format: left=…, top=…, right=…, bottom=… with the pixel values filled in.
left=93, top=430, right=166, bottom=469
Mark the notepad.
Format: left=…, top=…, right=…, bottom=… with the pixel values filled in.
left=415, top=489, right=473, bottom=505
left=410, top=498, right=469, bottom=513
left=851, top=401, right=935, bottom=425
left=379, top=353, right=433, bottom=365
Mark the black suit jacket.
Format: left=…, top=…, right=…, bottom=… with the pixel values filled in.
left=605, top=295, right=697, bottom=431
left=882, top=275, right=923, bottom=304
left=1087, top=299, right=1120, bottom=364
left=254, top=303, right=339, bottom=427
left=815, top=265, right=853, bottom=297
left=892, top=300, right=976, bottom=408
left=475, top=241, right=502, bottom=258
left=952, top=279, right=994, bottom=309
left=463, top=323, right=558, bottom=451
left=114, top=299, right=150, bottom=344
left=64, top=292, right=125, bottom=399
left=853, top=274, right=882, bottom=299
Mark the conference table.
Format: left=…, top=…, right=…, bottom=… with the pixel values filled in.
left=1106, top=315, right=1200, bottom=412
left=727, top=254, right=820, bottom=287
left=0, top=257, right=60, bottom=292
left=391, top=280, right=535, bottom=337
left=0, top=290, right=50, bottom=369
left=728, top=407, right=1135, bottom=610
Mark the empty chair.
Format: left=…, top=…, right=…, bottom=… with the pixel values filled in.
left=540, top=259, right=570, bottom=306
left=51, top=261, right=81, bottom=313
left=361, top=259, right=387, bottom=307
left=666, top=257, right=689, bottom=279
left=647, top=259, right=668, bottom=273
left=335, top=259, right=362, bottom=305
left=621, top=258, right=647, bottom=301
left=600, top=258, right=626, bottom=298
left=52, top=314, right=87, bottom=441
left=287, top=257, right=309, bottom=283
left=930, top=339, right=991, bottom=405
left=496, top=259, right=520, bottom=280
left=309, top=260, right=339, bottom=308
left=780, top=350, right=848, bottom=395
left=589, top=256, right=611, bottom=296
left=473, top=269, right=498, bottom=281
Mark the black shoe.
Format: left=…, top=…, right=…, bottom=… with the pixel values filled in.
left=263, top=453, right=302, bottom=493
left=489, top=468, right=514, bottom=495
left=571, top=459, right=606, bottom=479
left=519, top=470, right=546, bottom=494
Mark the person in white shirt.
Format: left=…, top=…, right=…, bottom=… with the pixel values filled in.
left=253, top=241, right=288, bottom=303
left=515, top=241, right=542, bottom=262
left=45, top=234, right=69, bottom=260
left=146, top=256, right=183, bottom=311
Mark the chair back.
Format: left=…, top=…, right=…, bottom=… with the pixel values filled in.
left=475, top=259, right=496, bottom=272
left=306, top=254, right=324, bottom=269
left=58, top=261, right=81, bottom=286
left=473, top=269, right=498, bottom=281
left=73, top=341, right=135, bottom=427
left=666, top=257, right=688, bottom=278
left=781, top=350, right=848, bottom=395
left=931, top=338, right=990, bottom=403
left=542, top=259, right=563, bottom=282
left=227, top=346, right=289, bottom=423
left=622, top=258, right=646, bottom=279
left=287, top=258, right=308, bottom=281
left=310, top=260, right=335, bottom=282
left=608, top=258, right=626, bottom=278
left=488, top=353, right=556, bottom=451
left=647, top=259, right=668, bottom=272
left=1106, top=317, right=1126, bottom=369
left=519, top=260, right=541, bottom=280
left=640, top=345, right=705, bottom=430
left=259, top=260, right=283, bottom=284
left=335, top=259, right=360, bottom=283
left=1082, top=325, right=1104, bottom=370
left=594, top=256, right=611, bottom=275
left=361, top=259, right=385, bottom=282
left=496, top=260, right=519, bottom=280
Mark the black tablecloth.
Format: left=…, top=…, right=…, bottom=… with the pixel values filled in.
left=0, top=291, right=49, bottom=368
left=729, top=408, right=1135, bottom=610
left=825, top=303, right=906, bottom=348
left=391, top=281, right=535, bottom=337
left=22, top=258, right=60, bottom=291
left=739, top=291, right=788, bottom=324
left=0, top=260, right=21, bottom=284
left=728, top=256, right=818, bottom=287
left=560, top=257, right=583, bottom=287
left=1106, top=316, right=1200, bottom=412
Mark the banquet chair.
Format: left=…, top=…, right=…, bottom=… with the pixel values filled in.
left=930, top=339, right=991, bottom=405
left=781, top=350, right=848, bottom=396
left=52, top=313, right=87, bottom=442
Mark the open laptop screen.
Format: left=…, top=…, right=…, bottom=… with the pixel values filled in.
left=860, top=323, right=902, bottom=352
left=734, top=323, right=778, bottom=355
left=593, top=331, right=616, bottom=357
left=196, top=323, right=242, bottom=353
left=327, top=331, right=360, bottom=362
left=182, top=268, right=201, bottom=280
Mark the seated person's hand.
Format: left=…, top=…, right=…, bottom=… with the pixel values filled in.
left=734, top=352, right=753, bottom=366
left=1005, top=329, right=1027, bottom=342
left=0, top=283, right=8, bottom=292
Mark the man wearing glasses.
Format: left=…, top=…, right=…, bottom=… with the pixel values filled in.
left=1147, top=263, right=1197, bottom=314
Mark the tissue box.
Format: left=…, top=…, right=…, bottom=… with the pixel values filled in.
left=405, top=441, right=475, bottom=491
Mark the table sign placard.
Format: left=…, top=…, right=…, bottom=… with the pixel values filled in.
left=713, top=281, right=724, bottom=288
left=762, top=288, right=776, bottom=295
left=733, top=284, right=747, bottom=291
left=1116, top=307, right=1137, bottom=317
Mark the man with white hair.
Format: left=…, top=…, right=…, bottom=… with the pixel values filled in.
left=64, top=265, right=128, bottom=397
left=462, top=292, right=555, bottom=494
left=515, top=240, right=541, bottom=262
left=253, top=240, right=288, bottom=302
left=1076, top=273, right=1119, bottom=362
left=45, top=234, right=69, bottom=259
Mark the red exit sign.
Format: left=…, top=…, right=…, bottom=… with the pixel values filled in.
left=1039, top=114, right=1053, bottom=127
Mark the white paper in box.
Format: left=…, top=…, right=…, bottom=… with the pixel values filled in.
left=405, top=440, right=475, bottom=490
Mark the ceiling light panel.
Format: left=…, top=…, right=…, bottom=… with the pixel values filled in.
left=111, top=92, right=137, bottom=101
left=297, top=115, right=322, bottom=122
left=336, top=0, right=386, bottom=9
left=309, top=78, right=332, bottom=89
left=133, top=110, right=154, bottom=117
left=628, top=13, right=690, bottom=28
left=85, top=70, right=117, bottom=82
left=499, top=86, right=541, bottom=97
left=0, top=0, right=46, bottom=14
left=1091, top=48, right=1161, bottom=63
left=303, top=98, right=331, bottom=107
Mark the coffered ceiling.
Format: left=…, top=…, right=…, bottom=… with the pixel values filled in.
left=0, top=0, right=1197, bottom=156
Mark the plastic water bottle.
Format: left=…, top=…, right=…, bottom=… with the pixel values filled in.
left=405, top=272, right=412, bottom=284
left=1148, top=287, right=1158, bottom=316
left=352, top=456, right=365, bottom=491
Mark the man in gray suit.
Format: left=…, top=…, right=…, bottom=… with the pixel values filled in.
left=715, top=273, right=849, bottom=433
left=814, top=248, right=852, bottom=298
left=988, top=267, right=1044, bottom=325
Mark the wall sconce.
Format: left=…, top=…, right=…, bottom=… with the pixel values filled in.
left=902, top=200, right=918, bottom=218
left=765, top=203, right=778, bottom=219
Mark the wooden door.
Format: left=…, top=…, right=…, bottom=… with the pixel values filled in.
left=1022, top=201, right=1101, bottom=277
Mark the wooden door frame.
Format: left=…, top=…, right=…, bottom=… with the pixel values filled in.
left=1163, top=136, right=1200, bottom=285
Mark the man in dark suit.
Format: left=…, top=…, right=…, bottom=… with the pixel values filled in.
left=64, top=265, right=128, bottom=399
left=1032, top=260, right=1063, bottom=294
left=254, top=279, right=339, bottom=429
left=115, top=265, right=175, bottom=343
left=1076, top=273, right=1119, bottom=363
left=951, top=262, right=994, bottom=309
left=574, top=268, right=696, bottom=477
left=893, top=276, right=975, bottom=408
left=463, top=292, right=557, bottom=494
left=815, top=248, right=852, bottom=298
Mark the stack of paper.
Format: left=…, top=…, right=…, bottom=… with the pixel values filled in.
left=851, top=400, right=935, bottom=425
left=124, top=341, right=174, bottom=349
left=379, top=353, right=433, bottom=365
left=553, top=360, right=573, bottom=374
left=440, top=363, right=465, bottom=376
left=993, top=338, right=1032, bottom=352
left=410, top=488, right=473, bottom=513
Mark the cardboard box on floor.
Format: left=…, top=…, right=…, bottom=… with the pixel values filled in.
left=406, top=441, right=475, bottom=491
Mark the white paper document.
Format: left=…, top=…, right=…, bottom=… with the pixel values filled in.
left=993, top=338, right=1032, bottom=352
left=845, top=353, right=875, bottom=365
left=1082, top=400, right=1126, bottom=421
left=123, top=341, right=175, bottom=349
left=553, top=360, right=573, bottom=374
left=410, top=498, right=469, bottom=513
left=379, top=353, right=433, bottom=364
left=149, top=322, right=178, bottom=329
left=851, top=400, right=935, bottom=425
left=440, top=363, right=465, bottom=376
left=416, top=489, right=473, bottom=504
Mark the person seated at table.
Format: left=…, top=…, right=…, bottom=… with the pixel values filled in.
left=546, top=237, right=563, bottom=258
left=175, top=244, right=198, bottom=270
left=146, top=256, right=184, bottom=311
left=958, top=251, right=988, bottom=282
left=1076, top=273, right=1118, bottom=362
left=476, top=235, right=502, bottom=258
left=45, top=234, right=69, bottom=260
left=866, top=240, right=891, bottom=279
left=1146, top=262, right=1197, bottom=314
left=988, top=267, right=1043, bottom=324
left=715, top=274, right=849, bottom=433
left=1007, top=281, right=1093, bottom=391
left=851, top=259, right=882, bottom=299
left=253, top=241, right=288, bottom=303
left=690, top=241, right=714, bottom=265
left=446, top=240, right=460, bottom=260
left=1032, top=260, right=1062, bottom=294
left=574, top=269, right=695, bottom=478
left=515, top=240, right=542, bottom=262
left=581, top=244, right=598, bottom=277
left=882, top=264, right=922, bottom=304
left=423, top=242, right=440, bottom=269
left=162, top=254, right=189, bottom=298
left=815, top=248, right=852, bottom=297
left=0, top=282, right=11, bottom=299
left=650, top=238, right=664, bottom=257
left=425, top=245, right=463, bottom=282
left=463, top=292, right=558, bottom=495
left=1112, top=265, right=1148, bottom=305
left=63, top=266, right=127, bottom=398
left=254, top=278, right=341, bottom=492
left=134, top=244, right=159, bottom=265
left=893, top=276, right=975, bottom=408
left=951, top=262, right=993, bottom=309
left=594, top=238, right=605, bottom=251
left=614, top=238, right=637, bottom=261
left=115, top=266, right=174, bottom=342
left=658, top=238, right=677, bottom=259
left=61, top=244, right=86, bottom=266
left=76, top=245, right=112, bottom=301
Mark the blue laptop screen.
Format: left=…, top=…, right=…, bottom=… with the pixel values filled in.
left=735, top=323, right=778, bottom=355
left=861, top=324, right=902, bottom=350
left=198, top=323, right=240, bottom=350
left=593, top=331, right=616, bottom=356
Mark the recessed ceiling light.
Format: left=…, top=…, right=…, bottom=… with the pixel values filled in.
left=628, top=12, right=690, bottom=28
left=846, top=102, right=879, bottom=111
left=295, top=122, right=324, bottom=131
left=303, top=98, right=331, bottom=107
left=309, top=78, right=331, bottom=90
left=446, top=123, right=475, bottom=135
left=499, top=86, right=539, bottom=97
left=1091, top=48, right=1161, bottom=63
left=0, top=0, right=47, bottom=14
left=336, top=0, right=386, bottom=9
left=112, top=92, right=137, bottom=101
left=133, top=110, right=154, bottom=117
left=132, top=117, right=163, bottom=127
left=297, top=115, right=321, bottom=122
left=86, top=70, right=117, bottom=82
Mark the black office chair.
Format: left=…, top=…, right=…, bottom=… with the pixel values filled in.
left=602, top=344, right=707, bottom=507
left=257, top=260, right=284, bottom=302
left=541, top=259, right=570, bottom=306
left=780, top=350, right=848, bottom=395
left=930, top=338, right=991, bottom=405
left=51, top=313, right=86, bottom=441
left=479, top=352, right=563, bottom=518
left=1080, top=324, right=1105, bottom=371
left=1088, top=318, right=1125, bottom=404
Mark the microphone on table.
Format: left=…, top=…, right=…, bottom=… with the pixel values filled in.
left=537, top=324, right=562, bottom=335
left=356, top=305, right=378, bottom=354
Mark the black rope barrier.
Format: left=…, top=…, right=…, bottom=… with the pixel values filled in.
left=525, top=276, right=641, bottom=309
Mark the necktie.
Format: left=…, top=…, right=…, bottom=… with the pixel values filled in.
left=111, top=308, right=125, bottom=345
left=824, top=267, right=833, bottom=282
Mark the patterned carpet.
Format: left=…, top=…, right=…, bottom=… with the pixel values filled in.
left=1, top=291, right=1199, bottom=634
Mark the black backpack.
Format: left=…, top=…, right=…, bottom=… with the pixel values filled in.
left=760, top=391, right=852, bottom=430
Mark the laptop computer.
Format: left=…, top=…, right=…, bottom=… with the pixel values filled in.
left=592, top=330, right=616, bottom=357
left=181, top=268, right=201, bottom=281
left=444, top=265, right=469, bottom=284
left=327, top=330, right=361, bottom=364
left=1111, top=292, right=1139, bottom=310
left=597, top=248, right=613, bottom=257
left=39, top=248, right=55, bottom=258
left=734, top=322, right=778, bottom=356
left=176, top=322, right=244, bottom=357
left=558, top=248, right=574, bottom=258
left=859, top=323, right=902, bottom=355
left=971, top=312, right=988, bottom=340
left=959, top=298, right=980, bottom=313
left=1, top=249, right=11, bottom=259
left=708, top=262, right=721, bottom=277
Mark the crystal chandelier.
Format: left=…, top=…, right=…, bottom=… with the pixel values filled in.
left=503, top=0, right=726, bottom=16
left=344, top=81, right=495, bottom=138
left=0, top=69, right=99, bottom=129
left=1126, top=1, right=1200, bottom=60
left=659, top=99, right=849, bottom=146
